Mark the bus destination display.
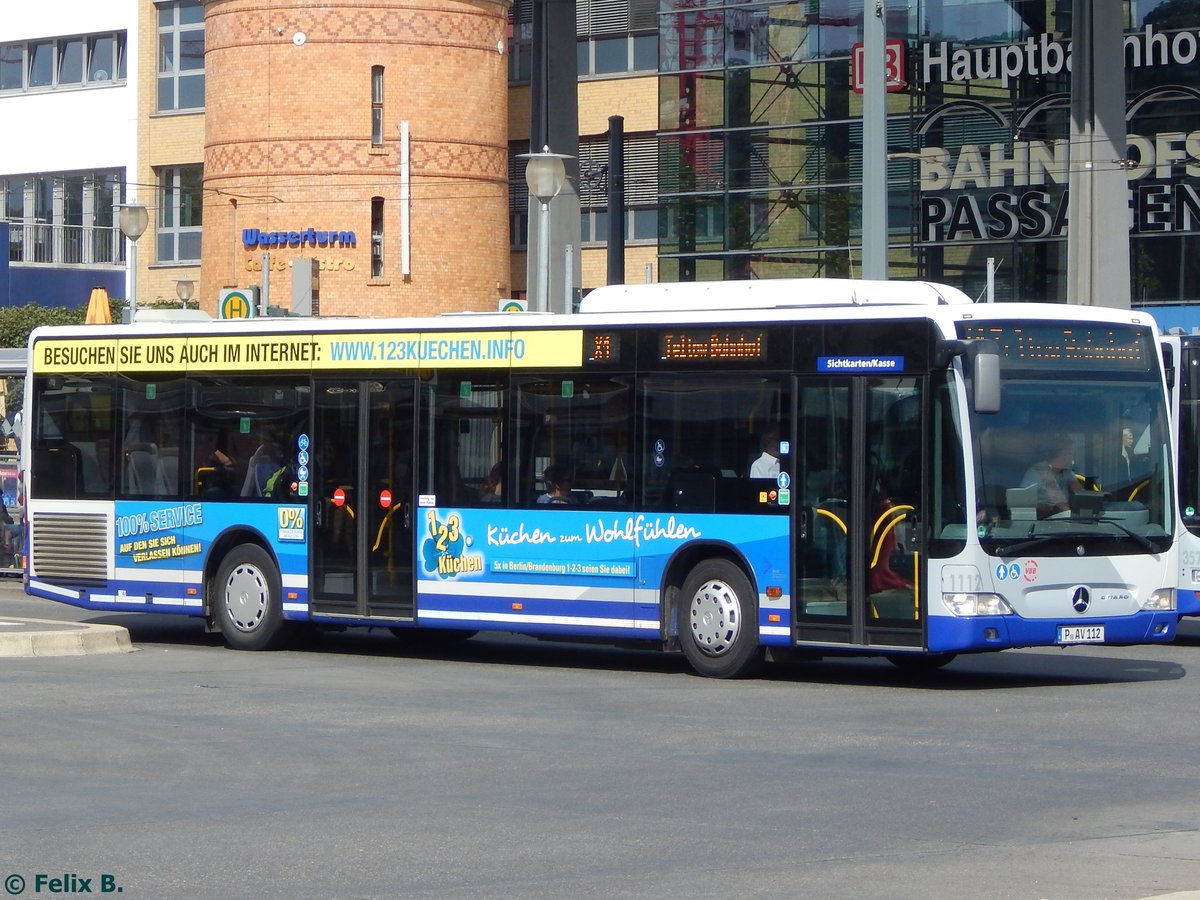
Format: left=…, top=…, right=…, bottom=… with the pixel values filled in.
left=586, top=332, right=620, bottom=363
left=660, top=330, right=767, bottom=361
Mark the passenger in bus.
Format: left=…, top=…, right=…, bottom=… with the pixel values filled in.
left=0, top=499, right=18, bottom=565
left=749, top=429, right=781, bottom=479
left=64, top=398, right=92, bottom=439
left=1116, top=426, right=1136, bottom=483
left=479, top=462, right=504, bottom=503
left=538, top=464, right=578, bottom=505
left=1020, top=435, right=1082, bottom=517
left=194, top=444, right=235, bottom=498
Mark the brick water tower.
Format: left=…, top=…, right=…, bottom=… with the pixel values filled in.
left=201, top=0, right=510, bottom=317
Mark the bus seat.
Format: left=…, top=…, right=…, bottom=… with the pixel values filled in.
left=159, top=450, right=179, bottom=495
left=75, top=440, right=107, bottom=495
left=241, top=445, right=282, bottom=496
left=125, top=442, right=170, bottom=495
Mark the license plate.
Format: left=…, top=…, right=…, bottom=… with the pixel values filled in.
left=1057, top=624, right=1105, bottom=644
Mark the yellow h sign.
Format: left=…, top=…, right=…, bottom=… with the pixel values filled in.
left=219, top=288, right=257, bottom=319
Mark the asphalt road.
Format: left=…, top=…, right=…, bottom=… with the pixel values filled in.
left=1, top=582, right=1198, bottom=900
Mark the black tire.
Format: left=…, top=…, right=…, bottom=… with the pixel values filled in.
left=678, top=559, right=764, bottom=678
left=886, top=652, right=956, bottom=673
left=213, top=545, right=291, bottom=651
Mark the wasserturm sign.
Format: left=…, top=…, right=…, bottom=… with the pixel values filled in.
left=242, top=228, right=356, bottom=250
left=921, top=24, right=1200, bottom=88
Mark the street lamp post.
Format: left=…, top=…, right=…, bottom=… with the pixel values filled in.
left=522, top=146, right=570, bottom=313
left=175, top=279, right=195, bottom=309
left=117, top=203, right=149, bottom=322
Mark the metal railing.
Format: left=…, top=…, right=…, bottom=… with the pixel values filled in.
left=5, top=222, right=125, bottom=266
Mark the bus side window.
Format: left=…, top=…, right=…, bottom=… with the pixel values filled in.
left=640, top=375, right=786, bottom=515
left=514, top=377, right=632, bottom=509
left=424, top=375, right=506, bottom=507
left=32, top=442, right=80, bottom=500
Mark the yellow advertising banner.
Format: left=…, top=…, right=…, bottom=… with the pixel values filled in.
left=33, top=329, right=583, bottom=374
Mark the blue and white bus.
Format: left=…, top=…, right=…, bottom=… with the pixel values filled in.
left=1159, top=331, right=1200, bottom=617
left=23, top=279, right=1178, bottom=676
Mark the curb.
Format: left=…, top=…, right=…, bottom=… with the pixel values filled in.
left=0, top=617, right=134, bottom=658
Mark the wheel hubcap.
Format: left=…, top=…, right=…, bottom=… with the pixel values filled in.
left=224, top=564, right=268, bottom=633
left=688, top=579, right=741, bottom=657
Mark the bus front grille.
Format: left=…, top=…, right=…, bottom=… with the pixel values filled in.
left=31, top=512, right=110, bottom=582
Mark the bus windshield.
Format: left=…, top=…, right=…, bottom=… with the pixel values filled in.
left=962, top=321, right=1173, bottom=556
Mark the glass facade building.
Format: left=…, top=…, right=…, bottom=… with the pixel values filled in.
left=656, top=0, right=1200, bottom=304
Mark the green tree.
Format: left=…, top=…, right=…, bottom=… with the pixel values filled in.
left=0, top=300, right=124, bottom=348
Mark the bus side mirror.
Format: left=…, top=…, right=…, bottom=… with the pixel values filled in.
left=1161, top=341, right=1175, bottom=392
left=972, top=343, right=1001, bottom=414
left=936, top=339, right=1000, bottom=414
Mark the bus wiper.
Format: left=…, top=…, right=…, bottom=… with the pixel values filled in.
left=1097, top=517, right=1158, bottom=552
left=994, top=522, right=1157, bottom=557
left=992, top=533, right=1080, bottom=557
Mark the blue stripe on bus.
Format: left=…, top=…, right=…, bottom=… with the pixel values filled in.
left=1176, top=588, right=1200, bottom=617
left=416, top=605, right=655, bottom=640
left=927, top=610, right=1176, bottom=651
left=418, top=590, right=640, bottom=623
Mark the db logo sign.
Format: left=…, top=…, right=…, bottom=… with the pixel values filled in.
left=1023, top=559, right=1039, bottom=583
left=851, top=39, right=907, bottom=93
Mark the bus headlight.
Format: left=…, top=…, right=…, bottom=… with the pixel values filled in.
left=942, top=592, right=1013, bottom=617
left=1140, top=588, right=1176, bottom=611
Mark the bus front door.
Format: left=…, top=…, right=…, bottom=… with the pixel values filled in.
left=795, top=377, right=924, bottom=650
left=311, top=379, right=416, bottom=620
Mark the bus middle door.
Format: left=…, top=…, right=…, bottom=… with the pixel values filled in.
left=311, top=378, right=416, bottom=621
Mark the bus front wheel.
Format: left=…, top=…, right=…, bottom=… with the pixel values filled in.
left=678, top=559, right=764, bottom=678
left=213, top=545, right=291, bottom=651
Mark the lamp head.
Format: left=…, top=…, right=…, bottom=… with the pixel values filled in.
left=175, top=279, right=195, bottom=304
left=522, top=146, right=571, bottom=204
left=118, top=204, right=149, bottom=241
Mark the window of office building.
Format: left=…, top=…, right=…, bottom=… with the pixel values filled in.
left=577, top=0, right=656, bottom=75
left=88, top=34, right=125, bottom=82
left=157, top=0, right=205, bottom=112
left=510, top=0, right=656, bottom=82
left=2, top=170, right=125, bottom=265
left=507, top=0, right=533, bottom=83
left=157, top=166, right=202, bottom=263
left=0, top=32, right=125, bottom=93
left=507, top=146, right=530, bottom=250
left=578, top=135, right=658, bottom=244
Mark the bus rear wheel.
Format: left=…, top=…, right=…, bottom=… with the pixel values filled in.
left=214, top=545, right=291, bottom=651
left=678, top=559, right=763, bottom=679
